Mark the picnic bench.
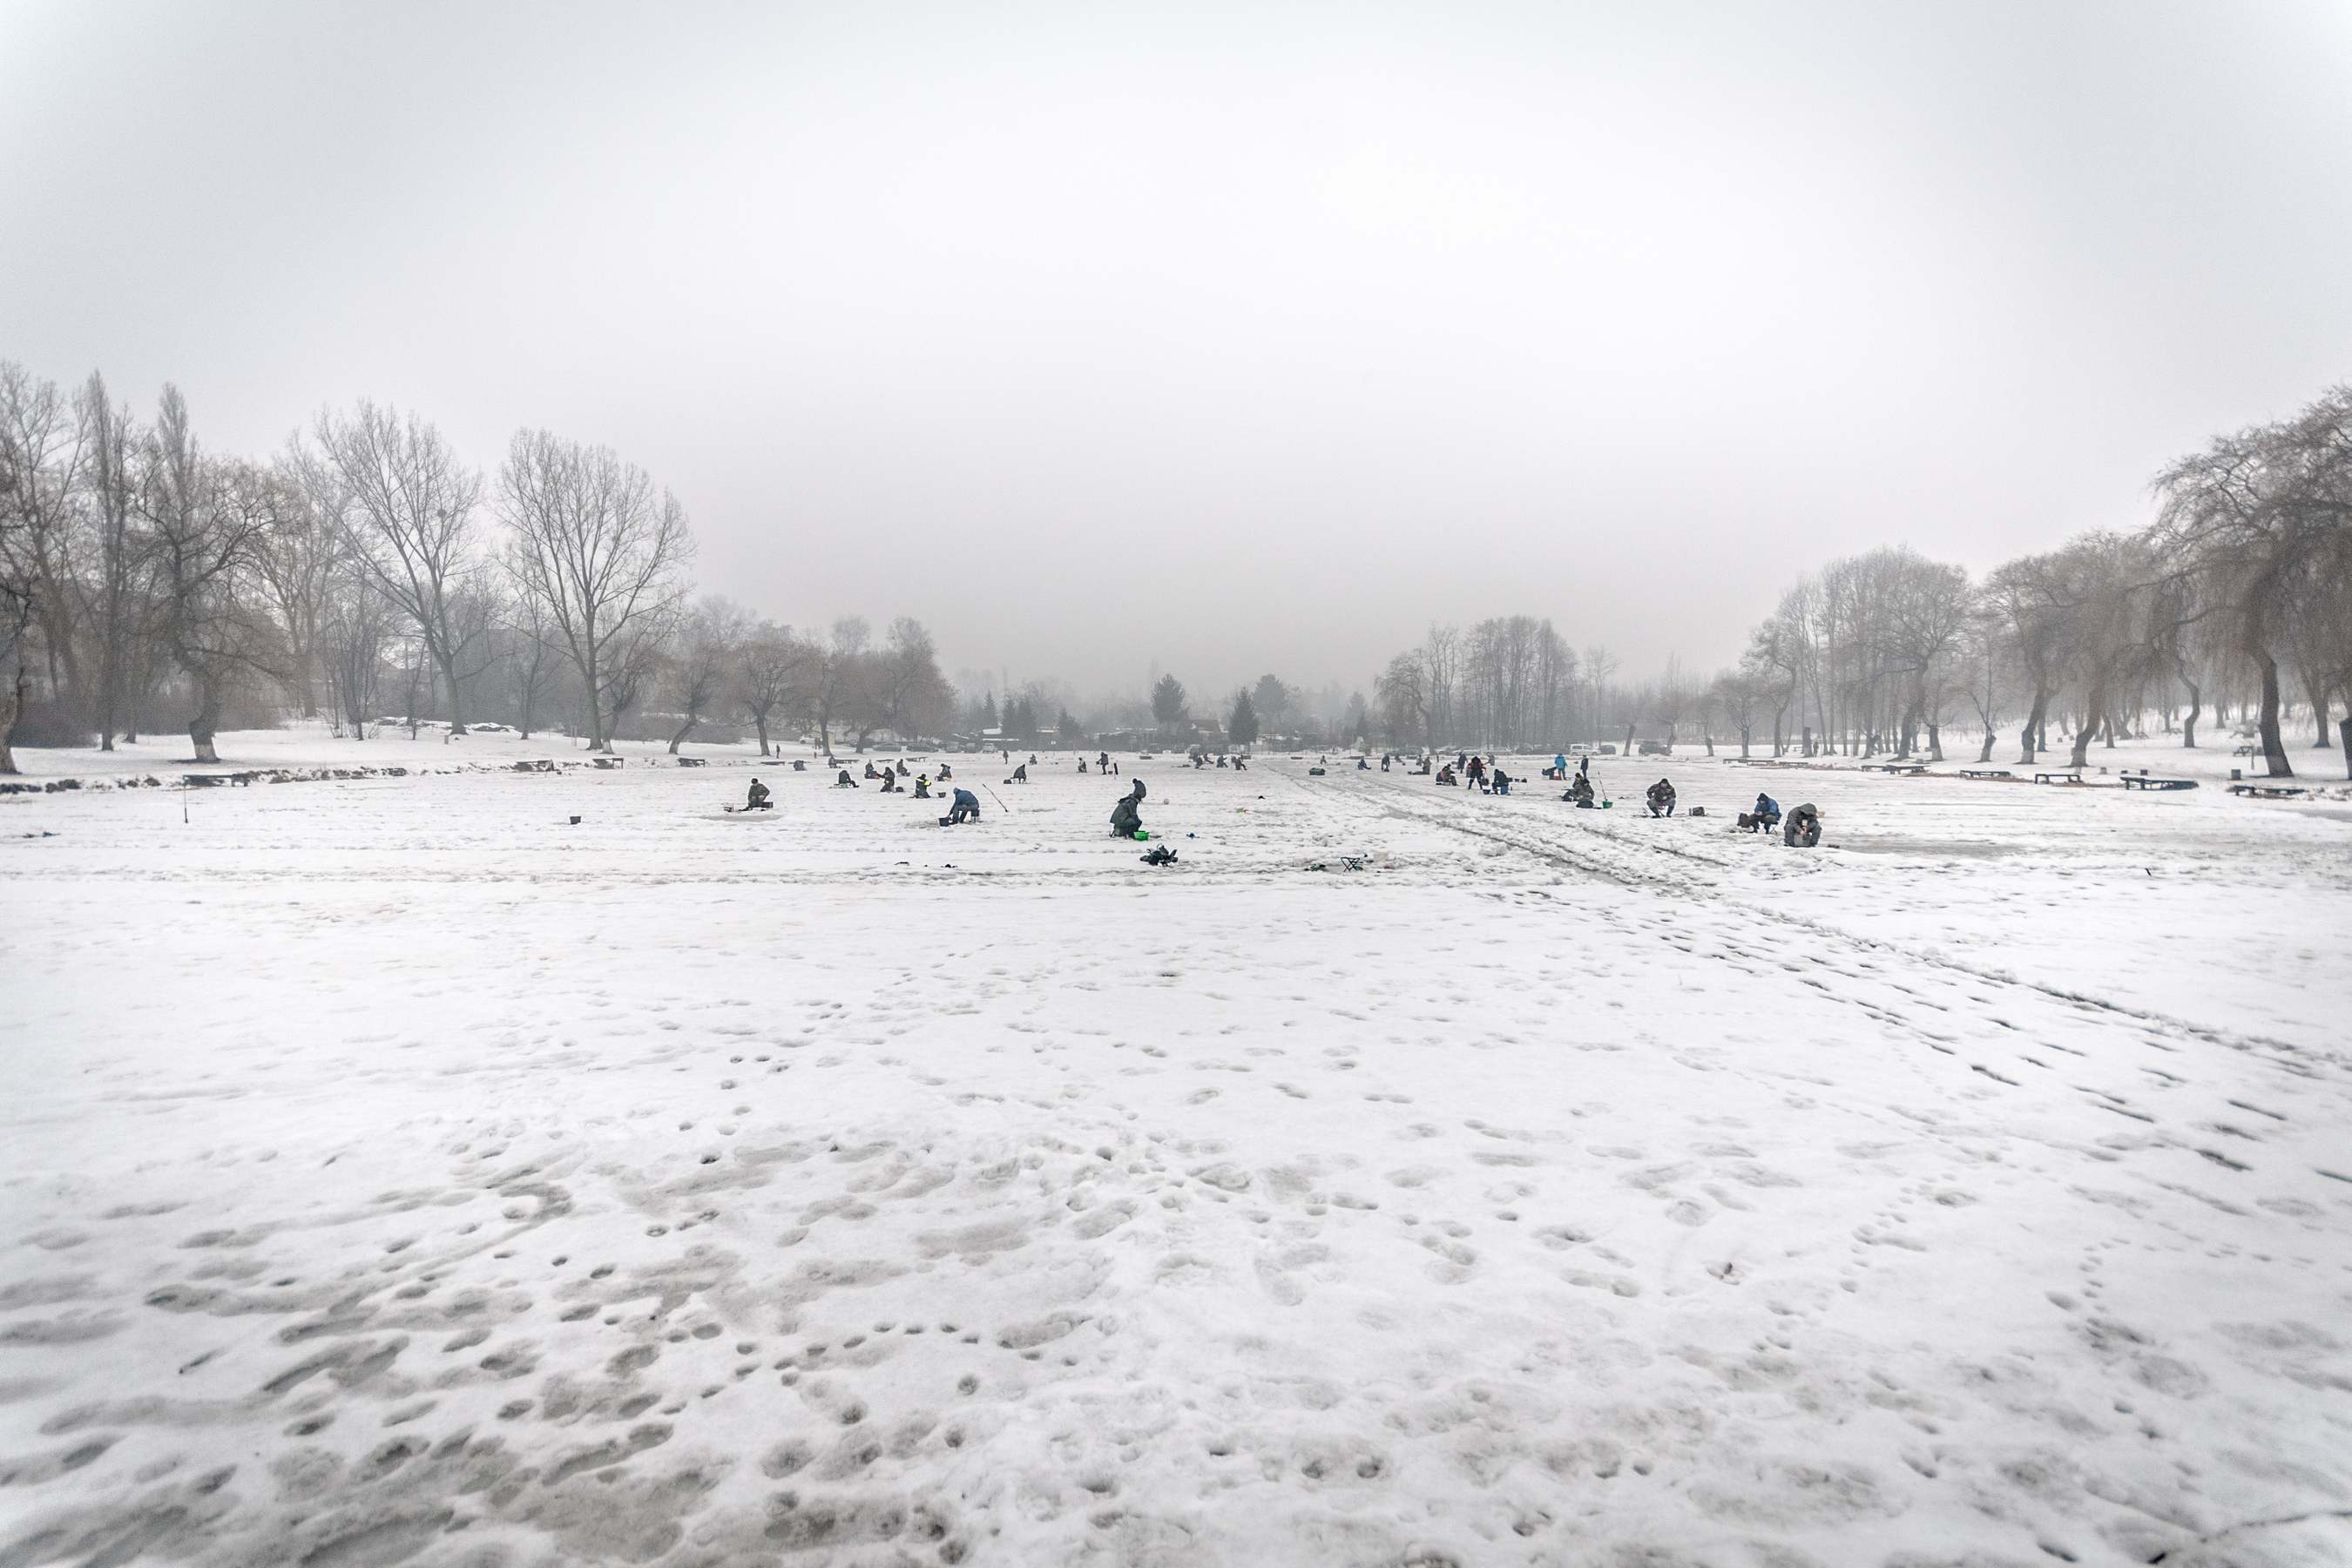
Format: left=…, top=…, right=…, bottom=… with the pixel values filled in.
left=675, top=757, right=706, bottom=767
left=2120, top=774, right=2197, bottom=791
left=2228, top=782, right=2306, bottom=799
left=1862, top=762, right=1929, bottom=774
left=1958, top=768, right=2013, bottom=780
left=591, top=755, right=624, bottom=769
left=2032, top=769, right=2085, bottom=785
left=2232, top=744, right=2257, bottom=757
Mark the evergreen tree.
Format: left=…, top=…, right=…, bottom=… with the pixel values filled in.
left=1058, top=706, right=1082, bottom=745
left=1227, top=687, right=1260, bottom=745
left=980, top=692, right=997, bottom=730
left=1151, top=672, right=1188, bottom=732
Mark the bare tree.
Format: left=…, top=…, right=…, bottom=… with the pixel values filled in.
left=665, top=597, right=747, bottom=753
left=258, top=445, right=348, bottom=718
left=1375, top=650, right=1432, bottom=747
left=2153, top=386, right=2352, bottom=779
left=314, top=402, right=487, bottom=734
left=142, top=389, right=283, bottom=761
left=1, top=364, right=87, bottom=727
left=321, top=568, right=389, bottom=740
left=879, top=617, right=951, bottom=742
left=497, top=428, right=694, bottom=751
left=80, top=373, right=146, bottom=749
left=739, top=621, right=818, bottom=755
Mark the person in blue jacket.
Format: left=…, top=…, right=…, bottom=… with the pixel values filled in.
left=941, top=787, right=981, bottom=826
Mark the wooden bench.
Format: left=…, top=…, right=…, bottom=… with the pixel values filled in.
left=675, top=756, right=706, bottom=767
left=2120, top=774, right=2197, bottom=791
left=2032, top=770, right=2085, bottom=785
left=2228, top=782, right=2306, bottom=799
left=1958, top=768, right=2013, bottom=780
left=591, top=756, right=624, bottom=769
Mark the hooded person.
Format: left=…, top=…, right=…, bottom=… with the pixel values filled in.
left=1109, top=779, right=1147, bottom=838
left=913, top=774, right=933, bottom=799
left=1646, top=778, right=1677, bottom=816
left=744, top=778, right=772, bottom=810
left=1566, top=772, right=1595, bottom=807
left=1784, top=802, right=1821, bottom=848
left=942, top=787, right=982, bottom=826
left=835, top=768, right=860, bottom=788
left=1005, top=762, right=1029, bottom=783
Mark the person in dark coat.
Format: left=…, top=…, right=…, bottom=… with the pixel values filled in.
left=1490, top=766, right=1512, bottom=795
left=1466, top=755, right=1485, bottom=787
left=913, top=774, right=932, bottom=799
left=942, top=787, right=981, bottom=826
left=835, top=769, right=860, bottom=787
left=1646, top=778, right=1676, bottom=816
left=745, top=778, right=772, bottom=810
left=1741, top=792, right=1781, bottom=832
left=1005, top=762, right=1029, bottom=783
left=1784, top=802, right=1821, bottom=848
left=1109, top=779, right=1146, bottom=838
left=1566, top=772, right=1595, bottom=808
left=878, top=770, right=900, bottom=792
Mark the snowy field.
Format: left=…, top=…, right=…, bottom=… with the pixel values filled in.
left=4, top=732, right=2351, bottom=1568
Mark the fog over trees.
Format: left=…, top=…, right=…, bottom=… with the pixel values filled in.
left=4, top=363, right=2349, bottom=777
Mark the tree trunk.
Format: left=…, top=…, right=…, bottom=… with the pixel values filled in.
left=189, top=684, right=221, bottom=764
left=1927, top=721, right=1943, bottom=761
left=1738, top=724, right=1751, bottom=759
left=2017, top=687, right=2049, bottom=765
left=2256, top=654, right=2291, bottom=778
left=668, top=715, right=695, bottom=754
left=1975, top=728, right=1995, bottom=763
left=2309, top=675, right=2331, bottom=748
left=754, top=714, right=770, bottom=756
left=0, top=661, right=23, bottom=774
left=2341, top=716, right=2351, bottom=781
left=1623, top=722, right=1635, bottom=757
left=2180, top=669, right=2200, bottom=748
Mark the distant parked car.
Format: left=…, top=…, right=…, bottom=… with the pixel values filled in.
left=1638, top=740, right=1673, bottom=756
left=1568, top=743, right=1599, bottom=757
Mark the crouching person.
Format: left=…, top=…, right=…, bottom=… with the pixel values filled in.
left=941, top=787, right=982, bottom=826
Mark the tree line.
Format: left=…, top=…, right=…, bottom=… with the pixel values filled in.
left=1354, top=382, right=2350, bottom=780
left=0, top=362, right=955, bottom=771
left=1729, top=383, right=2351, bottom=778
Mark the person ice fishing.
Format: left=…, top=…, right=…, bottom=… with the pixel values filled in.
left=1550, top=752, right=1567, bottom=781
left=1646, top=778, right=1677, bottom=816
left=877, top=769, right=901, bottom=793
left=835, top=768, right=860, bottom=788
left=1566, top=772, right=1595, bottom=808
left=1356, top=756, right=1370, bottom=770
left=941, top=787, right=982, bottom=825
left=938, top=763, right=952, bottom=780
left=1743, top=792, right=1781, bottom=832
left=1466, top=755, right=1485, bottom=787
left=863, top=761, right=881, bottom=780
left=1077, top=758, right=1088, bottom=774
left=1109, top=779, right=1147, bottom=838
left=1005, top=762, right=1029, bottom=783
left=913, top=774, right=932, bottom=799
left=1490, top=765, right=1512, bottom=795
left=1784, top=802, right=1822, bottom=848
left=1436, top=761, right=1458, bottom=786
left=744, top=778, right=772, bottom=811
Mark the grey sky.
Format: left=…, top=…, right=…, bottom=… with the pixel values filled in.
left=4, top=1, right=2349, bottom=704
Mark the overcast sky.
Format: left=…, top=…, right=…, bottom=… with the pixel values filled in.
left=4, top=1, right=2349, bottom=703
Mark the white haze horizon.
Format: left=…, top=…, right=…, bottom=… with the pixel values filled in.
left=4, top=0, right=2349, bottom=706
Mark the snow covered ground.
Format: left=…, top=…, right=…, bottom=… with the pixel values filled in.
left=4, top=732, right=2350, bottom=1567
